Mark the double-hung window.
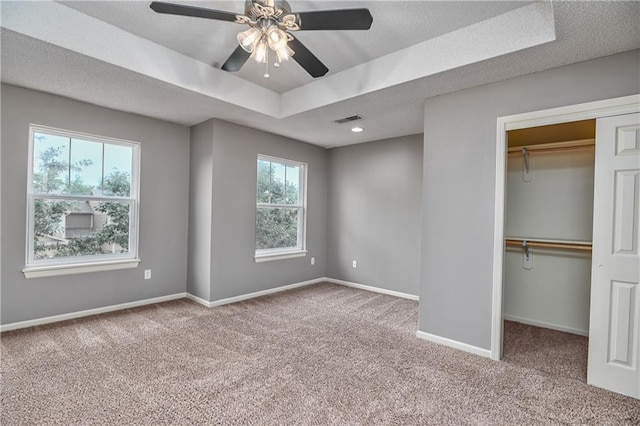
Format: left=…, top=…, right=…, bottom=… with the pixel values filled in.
left=24, top=125, right=140, bottom=278
left=255, top=155, right=307, bottom=262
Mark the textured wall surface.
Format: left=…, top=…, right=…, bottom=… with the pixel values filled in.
left=187, top=120, right=214, bottom=301
left=420, top=50, right=640, bottom=350
left=196, top=120, right=328, bottom=301
left=0, top=84, right=190, bottom=324
left=326, top=135, right=423, bottom=296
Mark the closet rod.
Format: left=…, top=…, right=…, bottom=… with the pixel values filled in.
left=505, top=238, right=592, bottom=252
left=507, top=138, right=595, bottom=155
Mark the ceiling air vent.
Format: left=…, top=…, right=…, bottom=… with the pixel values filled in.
left=334, top=115, right=363, bottom=124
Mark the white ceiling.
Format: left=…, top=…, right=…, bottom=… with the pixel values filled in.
left=1, top=1, right=639, bottom=148
left=58, top=1, right=530, bottom=93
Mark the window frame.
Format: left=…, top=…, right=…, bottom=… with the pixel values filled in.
left=23, top=124, right=141, bottom=278
left=255, top=154, right=308, bottom=262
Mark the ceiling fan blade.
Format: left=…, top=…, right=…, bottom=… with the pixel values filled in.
left=288, top=36, right=329, bottom=78
left=221, top=46, right=251, bottom=72
left=296, top=9, right=373, bottom=31
left=150, top=1, right=238, bottom=22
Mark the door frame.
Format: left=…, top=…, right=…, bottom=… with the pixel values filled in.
left=490, top=94, right=640, bottom=361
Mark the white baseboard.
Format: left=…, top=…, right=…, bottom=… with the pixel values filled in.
left=185, top=292, right=211, bottom=307
left=0, top=292, right=187, bottom=332
left=206, top=277, right=326, bottom=308
left=416, top=330, right=492, bottom=359
left=1, top=276, right=418, bottom=332
left=192, top=277, right=418, bottom=308
left=325, top=278, right=419, bottom=301
left=503, top=314, right=589, bottom=337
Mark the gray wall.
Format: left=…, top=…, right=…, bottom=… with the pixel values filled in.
left=326, top=135, right=423, bottom=296
left=419, top=49, right=640, bottom=349
left=187, top=121, right=214, bottom=301
left=0, top=84, right=190, bottom=324
left=188, top=119, right=327, bottom=302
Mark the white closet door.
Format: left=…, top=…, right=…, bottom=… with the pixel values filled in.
left=588, top=112, right=640, bottom=399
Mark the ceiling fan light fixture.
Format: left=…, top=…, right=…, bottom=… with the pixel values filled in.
left=150, top=1, right=373, bottom=78
left=275, top=44, right=294, bottom=63
left=251, top=38, right=269, bottom=64
left=266, top=26, right=287, bottom=50
left=237, top=27, right=261, bottom=53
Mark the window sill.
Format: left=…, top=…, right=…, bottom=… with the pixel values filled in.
left=23, top=259, right=141, bottom=279
left=255, top=250, right=307, bottom=263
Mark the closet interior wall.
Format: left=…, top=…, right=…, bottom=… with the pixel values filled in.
left=504, top=120, right=596, bottom=336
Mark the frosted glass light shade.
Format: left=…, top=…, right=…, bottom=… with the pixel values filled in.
left=251, top=39, right=269, bottom=63
left=275, top=44, right=294, bottom=63
left=237, top=27, right=261, bottom=53
left=266, top=27, right=287, bottom=50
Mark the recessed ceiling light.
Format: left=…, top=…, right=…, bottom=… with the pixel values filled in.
left=351, top=126, right=364, bottom=133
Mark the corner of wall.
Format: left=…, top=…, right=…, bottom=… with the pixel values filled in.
left=187, top=119, right=215, bottom=301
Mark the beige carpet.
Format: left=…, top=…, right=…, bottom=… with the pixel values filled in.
left=1, top=282, right=638, bottom=424
left=503, top=320, right=589, bottom=383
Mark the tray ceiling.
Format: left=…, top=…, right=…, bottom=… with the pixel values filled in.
left=2, top=1, right=639, bottom=147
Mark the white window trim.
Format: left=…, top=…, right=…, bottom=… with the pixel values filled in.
left=254, top=250, right=308, bottom=263
left=24, top=124, right=141, bottom=278
left=255, top=154, right=308, bottom=262
left=22, top=259, right=141, bottom=279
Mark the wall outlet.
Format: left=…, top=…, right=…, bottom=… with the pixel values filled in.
left=144, top=269, right=151, bottom=280
left=310, top=257, right=315, bottom=265
left=352, top=260, right=357, bottom=268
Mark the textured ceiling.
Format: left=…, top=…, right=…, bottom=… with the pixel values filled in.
left=1, top=1, right=639, bottom=148
left=58, top=1, right=529, bottom=93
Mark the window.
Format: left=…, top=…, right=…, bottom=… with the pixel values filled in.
left=255, top=155, right=307, bottom=262
left=24, top=125, right=140, bottom=278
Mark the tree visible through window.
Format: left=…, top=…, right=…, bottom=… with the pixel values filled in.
left=256, top=155, right=306, bottom=257
left=26, top=126, right=139, bottom=267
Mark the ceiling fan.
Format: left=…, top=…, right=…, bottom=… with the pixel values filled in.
left=150, top=1, right=373, bottom=78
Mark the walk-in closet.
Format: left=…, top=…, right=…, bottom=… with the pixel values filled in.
left=503, top=120, right=596, bottom=381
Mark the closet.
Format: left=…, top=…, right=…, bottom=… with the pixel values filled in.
left=503, top=120, right=596, bottom=379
